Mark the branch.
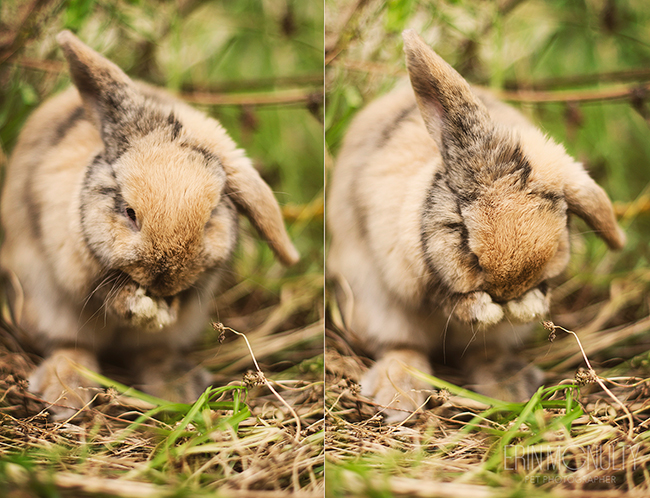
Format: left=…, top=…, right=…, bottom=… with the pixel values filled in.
left=13, top=56, right=64, bottom=73
left=328, top=58, right=404, bottom=77
left=505, top=68, right=650, bottom=91
left=182, top=73, right=323, bottom=93
left=0, top=0, right=58, bottom=65
left=181, top=88, right=322, bottom=107
left=497, top=84, right=650, bottom=104
left=325, top=0, right=374, bottom=65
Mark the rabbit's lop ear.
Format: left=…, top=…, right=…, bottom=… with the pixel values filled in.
left=402, top=29, right=490, bottom=155
left=56, top=30, right=141, bottom=160
left=564, top=168, right=625, bottom=250
left=224, top=158, right=300, bottom=266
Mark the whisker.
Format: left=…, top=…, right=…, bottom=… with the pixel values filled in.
left=79, top=272, right=129, bottom=330
left=461, top=320, right=479, bottom=358
left=77, top=272, right=121, bottom=329
left=80, top=272, right=119, bottom=318
left=442, top=299, right=460, bottom=364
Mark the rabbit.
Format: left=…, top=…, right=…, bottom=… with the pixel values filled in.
left=0, top=31, right=299, bottom=419
left=327, top=30, right=625, bottom=422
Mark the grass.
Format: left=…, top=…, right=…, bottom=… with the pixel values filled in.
left=0, top=1, right=324, bottom=496
left=325, top=0, right=650, bottom=496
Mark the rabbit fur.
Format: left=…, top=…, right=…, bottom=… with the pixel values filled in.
left=1, top=31, right=298, bottom=418
left=327, top=30, right=624, bottom=422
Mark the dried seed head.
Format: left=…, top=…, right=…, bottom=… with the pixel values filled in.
left=542, top=320, right=556, bottom=331
left=575, top=367, right=598, bottom=386
left=348, top=380, right=360, bottom=396
left=243, top=370, right=265, bottom=388
left=436, top=389, right=451, bottom=403
left=212, top=322, right=226, bottom=343
left=543, top=320, right=557, bottom=341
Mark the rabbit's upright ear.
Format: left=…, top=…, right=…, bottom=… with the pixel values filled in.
left=56, top=30, right=140, bottom=160
left=564, top=167, right=625, bottom=249
left=402, top=30, right=490, bottom=156
left=223, top=157, right=300, bottom=266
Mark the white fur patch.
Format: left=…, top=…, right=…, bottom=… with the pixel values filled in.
left=506, top=288, right=549, bottom=323
left=471, top=292, right=504, bottom=325
left=361, top=350, right=432, bottom=423
left=128, top=287, right=176, bottom=330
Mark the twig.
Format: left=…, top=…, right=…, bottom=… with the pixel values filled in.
left=13, top=57, right=65, bottom=73
left=505, top=68, right=650, bottom=91
left=213, top=322, right=302, bottom=443
left=182, top=73, right=324, bottom=94
left=12, top=56, right=322, bottom=109
left=498, top=84, right=649, bottom=104
left=329, top=58, right=404, bottom=77
left=181, top=88, right=322, bottom=107
left=544, top=321, right=635, bottom=440
left=614, top=195, right=650, bottom=218
left=325, top=0, right=374, bottom=64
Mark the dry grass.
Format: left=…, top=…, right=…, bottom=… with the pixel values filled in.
left=0, top=272, right=324, bottom=497
left=325, top=280, right=650, bottom=497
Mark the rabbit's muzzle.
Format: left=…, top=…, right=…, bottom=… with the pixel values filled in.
left=122, top=249, right=204, bottom=298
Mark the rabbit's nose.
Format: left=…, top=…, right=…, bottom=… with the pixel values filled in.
left=488, top=294, right=508, bottom=305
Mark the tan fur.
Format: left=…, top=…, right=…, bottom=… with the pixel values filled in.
left=1, top=31, right=298, bottom=417
left=327, top=30, right=624, bottom=422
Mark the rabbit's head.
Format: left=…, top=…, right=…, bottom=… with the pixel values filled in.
left=57, top=31, right=298, bottom=297
left=402, top=30, right=624, bottom=324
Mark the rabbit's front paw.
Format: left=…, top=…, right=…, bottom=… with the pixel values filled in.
left=361, top=349, right=432, bottom=423
left=451, top=291, right=504, bottom=326
left=113, top=285, right=179, bottom=331
left=127, top=287, right=178, bottom=330
left=505, top=288, right=549, bottom=323
left=29, top=348, right=100, bottom=420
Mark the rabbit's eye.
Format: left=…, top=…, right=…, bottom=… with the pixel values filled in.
left=124, top=206, right=140, bottom=230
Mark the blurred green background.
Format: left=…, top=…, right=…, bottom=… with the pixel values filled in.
left=0, top=0, right=324, bottom=303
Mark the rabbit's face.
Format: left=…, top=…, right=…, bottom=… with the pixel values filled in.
left=54, top=30, right=298, bottom=299
left=420, top=136, right=571, bottom=324
left=402, top=30, right=623, bottom=326
left=463, top=175, right=570, bottom=303
left=81, top=131, right=238, bottom=297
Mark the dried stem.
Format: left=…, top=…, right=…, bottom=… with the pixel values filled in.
left=544, top=321, right=635, bottom=439
left=213, top=322, right=303, bottom=443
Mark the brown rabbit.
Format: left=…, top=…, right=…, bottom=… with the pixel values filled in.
left=1, top=31, right=299, bottom=418
left=327, top=30, right=624, bottom=422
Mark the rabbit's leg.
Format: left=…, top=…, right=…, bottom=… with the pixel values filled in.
left=29, top=347, right=100, bottom=419
left=362, top=348, right=433, bottom=423
left=132, top=347, right=212, bottom=403
left=338, top=273, right=434, bottom=421
left=504, top=287, right=550, bottom=323
left=462, top=346, right=544, bottom=402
